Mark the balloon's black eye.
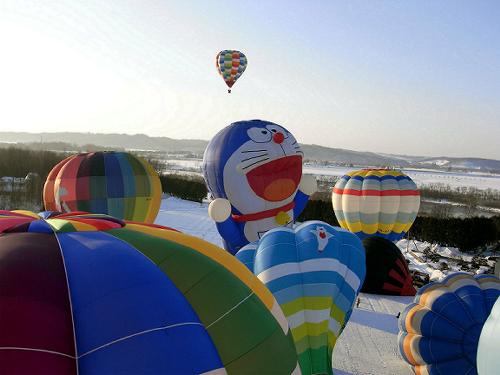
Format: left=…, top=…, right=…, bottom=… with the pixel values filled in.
left=261, top=130, right=267, bottom=134
left=271, top=129, right=277, bottom=133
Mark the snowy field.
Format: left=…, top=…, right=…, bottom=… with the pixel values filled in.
left=332, top=294, right=413, bottom=375
left=163, top=159, right=500, bottom=191
left=155, top=196, right=223, bottom=247
left=155, top=196, right=413, bottom=375
left=304, top=165, right=500, bottom=191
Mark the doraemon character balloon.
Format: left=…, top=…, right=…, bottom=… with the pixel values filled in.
left=203, top=119, right=317, bottom=254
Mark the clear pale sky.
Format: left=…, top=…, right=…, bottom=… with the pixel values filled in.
left=0, top=0, right=499, bottom=159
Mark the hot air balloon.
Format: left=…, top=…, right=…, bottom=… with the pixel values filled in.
left=216, top=50, right=247, bottom=93
left=0, top=211, right=299, bottom=374
left=236, top=221, right=366, bottom=375
left=43, top=152, right=162, bottom=223
left=477, top=297, right=500, bottom=375
left=332, top=169, right=420, bottom=241
left=398, top=273, right=500, bottom=375
left=43, top=154, right=75, bottom=211
left=203, top=119, right=316, bottom=254
left=361, top=237, right=416, bottom=296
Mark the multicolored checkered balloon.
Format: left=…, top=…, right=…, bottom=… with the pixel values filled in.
left=216, top=50, right=247, bottom=93
left=43, top=152, right=161, bottom=223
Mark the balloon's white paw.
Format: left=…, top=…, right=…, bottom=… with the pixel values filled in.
left=208, top=198, right=232, bottom=222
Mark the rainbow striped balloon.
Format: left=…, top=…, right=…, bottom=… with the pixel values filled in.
left=43, top=152, right=161, bottom=223
left=399, top=273, right=500, bottom=375
left=0, top=210, right=299, bottom=374
left=332, top=169, right=420, bottom=241
left=236, top=221, right=366, bottom=374
left=216, top=50, right=247, bottom=92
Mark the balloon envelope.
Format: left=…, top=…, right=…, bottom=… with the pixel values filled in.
left=236, top=221, right=366, bottom=374
left=43, top=152, right=161, bottom=223
left=203, top=119, right=308, bottom=254
left=398, top=273, right=500, bottom=375
left=361, top=237, right=416, bottom=296
left=332, top=169, right=420, bottom=241
left=216, top=50, right=247, bottom=91
left=0, top=211, right=299, bottom=374
left=477, top=297, right=500, bottom=375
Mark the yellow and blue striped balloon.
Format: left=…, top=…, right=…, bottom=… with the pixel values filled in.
left=332, top=169, right=420, bottom=241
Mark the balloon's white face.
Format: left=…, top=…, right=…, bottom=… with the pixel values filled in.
left=223, top=124, right=303, bottom=214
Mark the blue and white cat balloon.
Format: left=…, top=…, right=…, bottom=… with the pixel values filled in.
left=203, top=119, right=317, bottom=254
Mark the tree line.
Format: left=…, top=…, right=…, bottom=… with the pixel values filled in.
left=297, top=198, right=499, bottom=253
left=158, top=174, right=207, bottom=203
left=1, top=147, right=498, bottom=252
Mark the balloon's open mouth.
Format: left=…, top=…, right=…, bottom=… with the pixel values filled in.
left=246, top=155, right=302, bottom=202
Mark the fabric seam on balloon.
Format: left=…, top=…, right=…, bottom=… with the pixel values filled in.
left=78, top=322, right=204, bottom=359
left=206, top=292, right=255, bottom=329
left=52, top=230, right=80, bottom=374
left=0, top=347, right=76, bottom=359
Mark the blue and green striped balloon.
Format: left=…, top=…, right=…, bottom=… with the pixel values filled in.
left=237, top=221, right=366, bottom=374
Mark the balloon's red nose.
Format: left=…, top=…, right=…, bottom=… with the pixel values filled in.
left=273, top=132, right=285, bottom=144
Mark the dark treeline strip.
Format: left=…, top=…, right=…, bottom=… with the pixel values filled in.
left=317, top=177, right=500, bottom=209
left=1, top=147, right=498, bottom=252
left=410, top=216, right=499, bottom=252
left=0, top=147, right=67, bottom=178
left=159, top=174, right=207, bottom=203
left=0, top=147, right=68, bottom=211
left=297, top=198, right=340, bottom=226
left=298, top=198, right=499, bottom=252
left=419, top=184, right=500, bottom=209
left=0, top=141, right=124, bottom=153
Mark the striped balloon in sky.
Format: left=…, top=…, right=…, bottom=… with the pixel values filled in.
left=399, top=273, right=500, bottom=375
left=332, top=169, right=420, bottom=241
left=0, top=210, right=299, bottom=374
left=236, top=221, right=366, bottom=375
left=43, top=152, right=161, bottom=223
left=216, top=50, right=247, bottom=93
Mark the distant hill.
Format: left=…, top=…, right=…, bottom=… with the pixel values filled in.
left=416, top=157, right=500, bottom=171
left=300, top=144, right=410, bottom=167
left=0, top=132, right=208, bottom=154
left=1, top=131, right=499, bottom=172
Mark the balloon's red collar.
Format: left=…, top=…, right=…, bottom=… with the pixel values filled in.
left=232, top=201, right=295, bottom=222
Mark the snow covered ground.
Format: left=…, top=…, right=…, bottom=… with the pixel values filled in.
left=332, top=294, right=413, bottom=375
left=155, top=196, right=413, bottom=375
left=396, top=239, right=496, bottom=281
left=303, top=164, right=500, bottom=191
left=163, top=159, right=500, bottom=191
